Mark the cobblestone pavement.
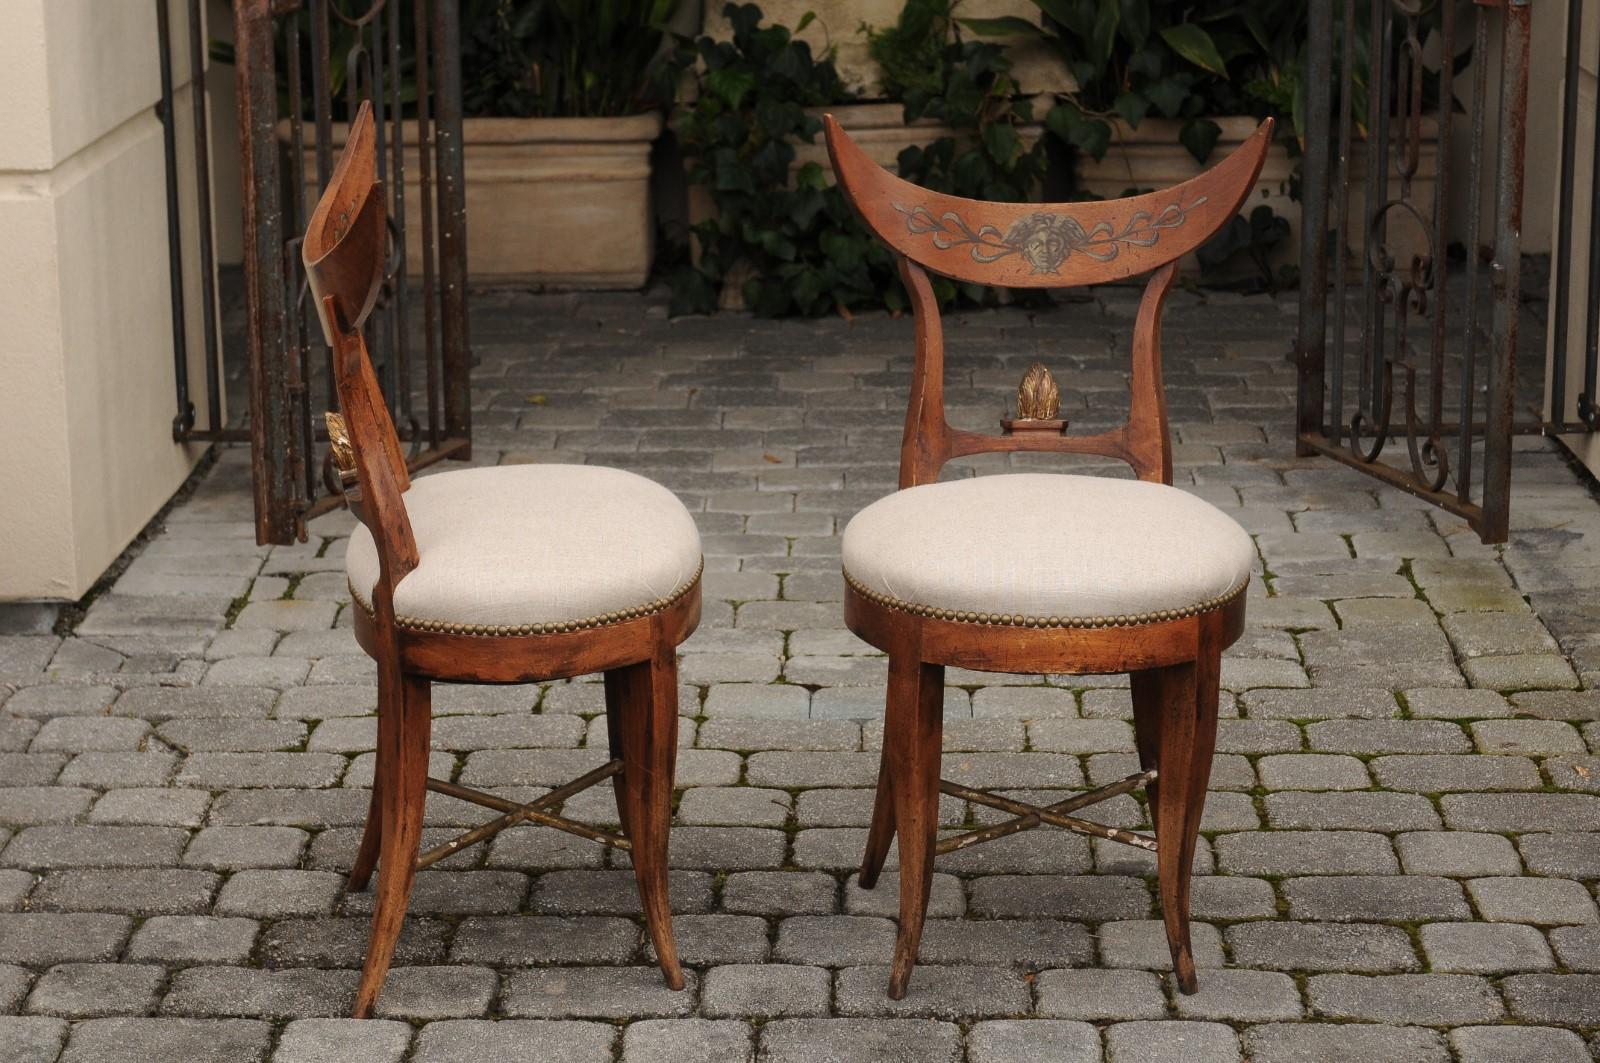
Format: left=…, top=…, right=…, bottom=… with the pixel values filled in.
left=4, top=285, right=1600, bottom=1062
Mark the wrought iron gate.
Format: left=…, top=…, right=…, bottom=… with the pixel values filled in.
left=1293, top=0, right=1535, bottom=544
left=231, top=0, right=471, bottom=545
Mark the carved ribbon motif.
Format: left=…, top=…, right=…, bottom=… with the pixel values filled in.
left=893, top=198, right=1206, bottom=274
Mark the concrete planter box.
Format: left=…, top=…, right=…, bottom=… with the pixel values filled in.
left=1079, top=115, right=1439, bottom=275
left=292, top=112, right=662, bottom=289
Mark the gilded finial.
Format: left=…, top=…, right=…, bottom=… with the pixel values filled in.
left=1016, top=363, right=1061, bottom=421
left=325, top=411, right=356, bottom=475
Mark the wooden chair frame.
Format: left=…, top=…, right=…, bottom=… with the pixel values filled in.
left=826, top=114, right=1271, bottom=999
left=304, top=102, right=699, bottom=1018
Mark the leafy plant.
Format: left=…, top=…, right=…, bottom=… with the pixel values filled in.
left=962, top=0, right=1306, bottom=164
left=459, top=0, right=682, bottom=118
left=1196, top=204, right=1294, bottom=292
left=867, top=0, right=1050, bottom=305
left=669, top=3, right=901, bottom=317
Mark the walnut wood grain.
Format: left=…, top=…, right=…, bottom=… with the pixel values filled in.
left=825, top=117, right=1257, bottom=1001
left=307, top=100, right=695, bottom=1018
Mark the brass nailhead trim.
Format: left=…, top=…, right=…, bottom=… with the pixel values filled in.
left=842, top=569, right=1247, bottom=629
left=350, top=560, right=703, bottom=637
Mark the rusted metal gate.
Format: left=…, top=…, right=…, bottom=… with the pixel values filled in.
left=232, top=0, right=471, bottom=545
left=1294, top=0, right=1537, bottom=544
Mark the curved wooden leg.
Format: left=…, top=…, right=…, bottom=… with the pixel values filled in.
left=858, top=744, right=896, bottom=889
left=1134, top=616, right=1222, bottom=995
left=885, top=648, right=944, bottom=1000
left=352, top=672, right=430, bottom=1018
left=603, top=674, right=632, bottom=838
left=615, top=633, right=684, bottom=991
left=347, top=708, right=386, bottom=891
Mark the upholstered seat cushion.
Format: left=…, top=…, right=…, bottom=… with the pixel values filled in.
left=347, top=464, right=702, bottom=632
left=842, top=474, right=1254, bottom=624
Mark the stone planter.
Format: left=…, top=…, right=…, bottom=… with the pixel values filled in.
left=1077, top=116, right=1440, bottom=276
left=290, top=112, right=662, bottom=289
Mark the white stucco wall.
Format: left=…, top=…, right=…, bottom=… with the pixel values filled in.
left=0, top=0, right=219, bottom=601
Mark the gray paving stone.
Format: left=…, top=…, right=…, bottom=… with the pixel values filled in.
left=1225, top=922, right=1418, bottom=972
left=1242, top=688, right=1398, bottom=720
left=1370, top=753, right=1542, bottom=792
left=1242, top=1023, right=1448, bottom=1063
left=1395, top=831, right=1523, bottom=876
left=758, top=1019, right=962, bottom=1063
left=918, top=919, right=1094, bottom=968
left=127, top=916, right=258, bottom=965
left=25, top=963, right=164, bottom=1018
left=1263, top=791, right=1440, bottom=831
left=0, top=964, right=32, bottom=1013
left=773, top=916, right=897, bottom=967
left=59, top=1017, right=272, bottom=1063
left=1214, top=831, right=1397, bottom=876
left=31, top=869, right=217, bottom=915
left=676, top=787, right=790, bottom=827
left=500, top=967, right=696, bottom=1019
left=1450, top=1026, right=1592, bottom=1063
left=967, top=875, right=1146, bottom=921
left=966, top=1020, right=1101, bottom=1063
left=3, top=687, right=116, bottom=720
left=272, top=1018, right=412, bottom=1063
left=1502, top=974, right=1600, bottom=1025
left=1306, top=719, right=1470, bottom=754
left=666, top=914, right=771, bottom=965
left=1104, top=1020, right=1240, bottom=1063
left=88, top=788, right=211, bottom=827
left=1033, top=969, right=1167, bottom=1020
left=1282, top=875, right=1469, bottom=922
left=161, top=966, right=357, bottom=1018
left=1466, top=875, right=1599, bottom=925
left=1171, top=969, right=1302, bottom=1021
left=1419, top=921, right=1555, bottom=973
left=1520, top=831, right=1600, bottom=877
left=183, top=826, right=308, bottom=869
left=262, top=918, right=448, bottom=969
left=1256, top=754, right=1370, bottom=790
left=1442, top=792, right=1600, bottom=831
left=410, top=1020, right=614, bottom=1063
left=1403, top=687, right=1512, bottom=718
left=28, top=717, right=149, bottom=753
left=1098, top=920, right=1225, bottom=971
left=834, top=965, right=1031, bottom=1019
left=1305, top=973, right=1503, bottom=1025
left=701, top=964, right=829, bottom=1019
left=370, top=966, right=496, bottom=1020
left=1550, top=924, right=1600, bottom=969
left=721, top=871, right=837, bottom=916
left=621, top=1019, right=754, bottom=1063
left=0, top=914, right=129, bottom=965
left=215, top=870, right=342, bottom=917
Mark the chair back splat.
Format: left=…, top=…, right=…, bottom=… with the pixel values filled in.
left=302, top=100, right=417, bottom=606
left=824, top=114, right=1272, bottom=489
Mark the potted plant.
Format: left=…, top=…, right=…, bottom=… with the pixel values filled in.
left=451, top=0, right=681, bottom=287
left=290, top=0, right=682, bottom=288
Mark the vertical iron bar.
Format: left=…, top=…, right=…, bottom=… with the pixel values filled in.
left=1331, top=0, right=1356, bottom=448
left=1457, top=6, right=1493, bottom=503
left=157, top=0, right=196, bottom=440
left=415, top=0, right=442, bottom=448
left=1483, top=0, right=1532, bottom=543
left=1427, top=0, right=1453, bottom=445
left=1357, top=0, right=1389, bottom=440
left=1551, top=0, right=1583, bottom=425
left=285, top=8, right=316, bottom=512
left=389, top=0, right=414, bottom=441
left=186, top=0, right=222, bottom=436
left=434, top=0, right=472, bottom=452
left=1296, top=0, right=1333, bottom=452
left=233, top=0, right=297, bottom=544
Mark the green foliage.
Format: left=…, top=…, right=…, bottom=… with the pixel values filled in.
left=669, top=3, right=902, bottom=317
left=963, top=0, right=1307, bottom=164
left=459, top=0, right=682, bottom=118
left=868, top=0, right=1050, bottom=306
left=1195, top=203, right=1295, bottom=293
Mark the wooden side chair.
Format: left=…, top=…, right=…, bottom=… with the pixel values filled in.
left=302, top=101, right=702, bottom=1018
left=825, top=115, right=1272, bottom=999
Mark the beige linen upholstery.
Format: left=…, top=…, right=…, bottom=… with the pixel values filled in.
left=842, top=474, right=1254, bottom=624
left=347, top=464, right=702, bottom=632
